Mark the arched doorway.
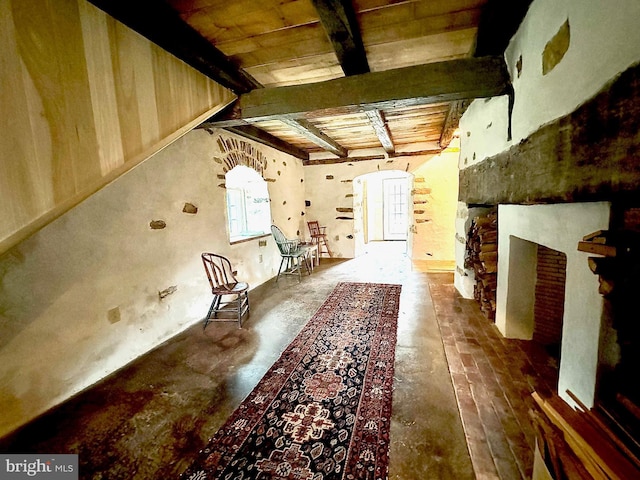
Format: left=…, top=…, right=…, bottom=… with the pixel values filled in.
left=353, top=170, right=413, bottom=258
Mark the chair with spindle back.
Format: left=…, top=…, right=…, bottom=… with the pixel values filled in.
left=201, top=253, right=250, bottom=329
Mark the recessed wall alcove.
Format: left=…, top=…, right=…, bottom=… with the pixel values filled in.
left=496, top=202, right=610, bottom=407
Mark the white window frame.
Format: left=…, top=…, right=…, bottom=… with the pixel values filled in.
left=225, top=166, right=272, bottom=243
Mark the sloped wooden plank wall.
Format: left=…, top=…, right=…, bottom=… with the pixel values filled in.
left=0, top=0, right=235, bottom=254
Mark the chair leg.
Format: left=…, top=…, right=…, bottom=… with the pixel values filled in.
left=276, top=257, right=286, bottom=282
left=204, top=295, right=220, bottom=330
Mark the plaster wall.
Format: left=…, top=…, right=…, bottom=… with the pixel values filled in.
left=411, top=146, right=459, bottom=263
left=304, top=148, right=458, bottom=262
left=496, top=203, right=610, bottom=407
left=0, top=129, right=304, bottom=437
left=459, top=0, right=640, bottom=168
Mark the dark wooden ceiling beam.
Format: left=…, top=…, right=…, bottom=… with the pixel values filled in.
left=312, top=0, right=369, bottom=76
left=280, top=118, right=348, bottom=157
left=365, top=110, right=395, bottom=154
left=439, top=100, right=470, bottom=149
left=229, top=56, right=509, bottom=122
left=221, top=124, right=309, bottom=161
left=87, top=0, right=261, bottom=94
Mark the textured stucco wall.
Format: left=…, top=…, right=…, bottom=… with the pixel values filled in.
left=0, top=128, right=304, bottom=437
left=411, top=145, right=459, bottom=263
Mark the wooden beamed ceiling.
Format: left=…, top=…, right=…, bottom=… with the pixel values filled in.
left=90, top=0, right=534, bottom=163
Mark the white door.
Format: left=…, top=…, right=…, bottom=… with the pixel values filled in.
left=383, top=178, right=408, bottom=240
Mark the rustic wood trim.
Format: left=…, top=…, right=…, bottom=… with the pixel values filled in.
left=305, top=149, right=441, bottom=165
left=280, top=118, right=348, bottom=157
left=233, top=56, right=509, bottom=122
left=223, top=124, right=309, bottom=161
left=312, top=0, right=369, bottom=76
left=365, top=110, right=395, bottom=154
left=439, top=100, right=470, bottom=149
left=87, top=0, right=261, bottom=94
left=459, top=61, right=640, bottom=205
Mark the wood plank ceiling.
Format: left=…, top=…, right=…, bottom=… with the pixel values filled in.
left=88, top=0, right=533, bottom=163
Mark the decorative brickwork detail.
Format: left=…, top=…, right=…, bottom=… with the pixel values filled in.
left=214, top=136, right=269, bottom=176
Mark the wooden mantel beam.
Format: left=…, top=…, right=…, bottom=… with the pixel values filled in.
left=202, top=56, right=510, bottom=125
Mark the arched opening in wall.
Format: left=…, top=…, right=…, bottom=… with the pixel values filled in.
left=225, top=165, right=272, bottom=243
left=353, top=171, right=413, bottom=258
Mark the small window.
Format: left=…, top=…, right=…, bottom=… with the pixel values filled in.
left=225, top=166, right=271, bottom=242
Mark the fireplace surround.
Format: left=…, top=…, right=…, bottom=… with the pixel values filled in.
left=496, top=202, right=611, bottom=407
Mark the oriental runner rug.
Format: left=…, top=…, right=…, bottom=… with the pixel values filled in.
left=181, top=281, right=402, bottom=480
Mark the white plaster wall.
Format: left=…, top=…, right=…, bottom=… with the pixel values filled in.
left=459, top=0, right=640, bottom=168
left=506, top=0, right=640, bottom=144
left=304, top=150, right=457, bottom=261
left=0, top=128, right=304, bottom=437
left=496, top=203, right=610, bottom=407
left=458, top=96, right=511, bottom=168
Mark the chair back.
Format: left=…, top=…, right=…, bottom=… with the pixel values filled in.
left=271, top=225, right=299, bottom=255
left=307, top=221, right=322, bottom=237
left=201, top=253, right=237, bottom=292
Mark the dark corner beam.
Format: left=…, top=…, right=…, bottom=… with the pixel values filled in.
left=280, top=118, right=348, bottom=157
left=311, top=0, right=369, bottom=76
left=88, top=0, right=261, bottom=94
left=223, top=125, right=309, bottom=161
left=474, top=0, right=535, bottom=57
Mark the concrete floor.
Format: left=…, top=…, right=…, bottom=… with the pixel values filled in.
left=0, top=244, right=509, bottom=479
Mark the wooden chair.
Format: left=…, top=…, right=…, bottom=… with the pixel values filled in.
left=271, top=225, right=314, bottom=282
left=201, top=253, right=250, bottom=329
left=307, top=221, right=332, bottom=257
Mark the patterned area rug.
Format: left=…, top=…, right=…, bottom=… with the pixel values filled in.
left=181, top=282, right=402, bottom=480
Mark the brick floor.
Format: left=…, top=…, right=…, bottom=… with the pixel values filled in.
left=428, top=273, right=559, bottom=479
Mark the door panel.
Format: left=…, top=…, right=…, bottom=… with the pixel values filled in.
left=383, top=178, right=408, bottom=240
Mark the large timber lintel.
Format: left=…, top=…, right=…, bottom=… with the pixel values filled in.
left=204, top=56, right=509, bottom=125
left=459, top=61, right=640, bottom=205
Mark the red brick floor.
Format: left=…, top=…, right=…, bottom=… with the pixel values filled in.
left=428, top=273, right=559, bottom=480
